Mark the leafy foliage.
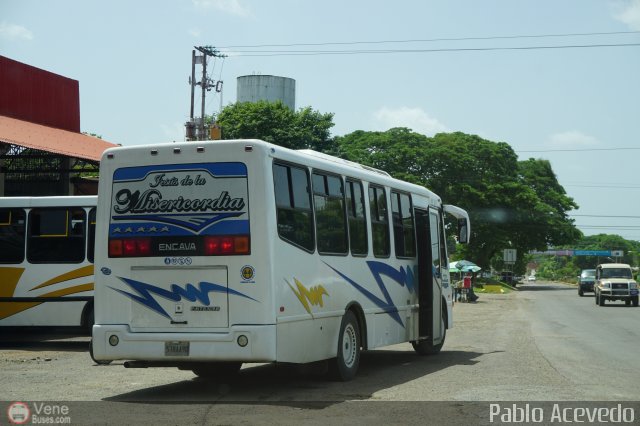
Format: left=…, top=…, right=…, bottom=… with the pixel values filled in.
left=333, top=129, right=581, bottom=271
left=216, top=101, right=334, bottom=151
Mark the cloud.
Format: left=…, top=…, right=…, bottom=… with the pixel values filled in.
left=613, top=0, right=640, bottom=30
left=547, top=130, right=599, bottom=147
left=373, top=106, right=449, bottom=136
left=192, top=0, right=251, bottom=17
left=0, top=21, right=34, bottom=40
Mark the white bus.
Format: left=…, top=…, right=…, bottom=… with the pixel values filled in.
left=92, top=139, right=470, bottom=380
left=0, top=196, right=97, bottom=329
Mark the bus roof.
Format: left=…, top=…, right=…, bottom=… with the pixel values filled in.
left=0, top=195, right=97, bottom=208
left=102, top=139, right=441, bottom=204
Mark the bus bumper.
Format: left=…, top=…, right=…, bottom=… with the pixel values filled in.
left=92, top=324, right=277, bottom=362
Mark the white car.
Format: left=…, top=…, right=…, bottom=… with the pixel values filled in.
left=528, top=275, right=536, bottom=282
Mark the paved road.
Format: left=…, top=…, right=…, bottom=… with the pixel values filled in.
left=1, top=281, right=639, bottom=424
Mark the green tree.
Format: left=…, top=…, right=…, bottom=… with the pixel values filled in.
left=216, top=101, right=335, bottom=151
left=334, top=129, right=581, bottom=271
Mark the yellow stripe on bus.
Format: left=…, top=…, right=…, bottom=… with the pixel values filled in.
left=30, top=265, right=94, bottom=291
left=0, top=283, right=94, bottom=320
left=0, top=267, right=25, bottom=297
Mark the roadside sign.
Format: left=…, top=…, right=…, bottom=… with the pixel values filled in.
left=611, top=250, right=624, bottom=257
left=573, top=250, right=611, bottom=256
left=503, top=249, right=517, bottom=263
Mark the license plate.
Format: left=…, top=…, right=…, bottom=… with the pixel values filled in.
left=165, top=341, right=189, bottom=356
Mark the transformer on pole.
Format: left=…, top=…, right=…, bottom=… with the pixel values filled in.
left=185, top=46, right=226, bottom=141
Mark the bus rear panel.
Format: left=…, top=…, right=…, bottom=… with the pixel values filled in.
left=93, top=142, right=276, bottom=363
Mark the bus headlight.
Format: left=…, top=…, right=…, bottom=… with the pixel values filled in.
left=237, top=335, right=248, bottom=347
left=109, top=335, right=119, bottom=346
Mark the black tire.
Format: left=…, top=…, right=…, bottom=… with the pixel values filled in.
left=89, top=339, right=112, bottom=365
left=633, top=296, right=639, bottom=307
left=578, top=289, right=584, bottom=297
left=329, top=310, right=361, bottom=381
left=83, top=304, right=95, bottom=334
left=192, top=362, right=242, bottom=380
left=412, top=316, right=446, bottom=355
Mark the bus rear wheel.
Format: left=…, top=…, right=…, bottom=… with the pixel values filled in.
left=411, top=316, right=446, bottom=355
left=192, top=362, right=242, bottom=380
left=329, top=310, right=361, bottom=381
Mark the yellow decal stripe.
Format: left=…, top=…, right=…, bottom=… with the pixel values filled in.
left=0, top=301, right=41, bottom=320
left=0, top=267, right=25, bottom=297
left=31, top=265, right=94, bottom=290
left=287, top=278, right=328, bottom=315
left=40, top=283, right=94, bottom=298
left=0, top=283, right=93, bottom=320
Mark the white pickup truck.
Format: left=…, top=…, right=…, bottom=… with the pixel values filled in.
left=594, top=263, right=639, bottom=307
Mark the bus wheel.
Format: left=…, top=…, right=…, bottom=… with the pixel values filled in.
left=411, top=317, right=446, bottom=355
left=192, top=362, right=242, bottom=380
left=329, top=310, right=361, bottom=381
left=89, top=339, right=112, bottom=365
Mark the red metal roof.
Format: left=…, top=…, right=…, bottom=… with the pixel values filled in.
left=0, top=115, right=117, bottom=162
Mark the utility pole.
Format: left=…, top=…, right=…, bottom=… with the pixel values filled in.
left=185, top=46, right=226, bottom=141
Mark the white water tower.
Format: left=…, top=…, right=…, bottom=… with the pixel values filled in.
left=237, top=75, right=296, bottom=110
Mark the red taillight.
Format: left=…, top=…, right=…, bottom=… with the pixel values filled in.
left=123, top=239, right=137, bottom=256
left=204, top=235, right=250, bottom=255
left=109, top=240, right=123, bottom=257
left=136, top=238, right=151, bottom=255
left=109, top=238, right=151, bottom=257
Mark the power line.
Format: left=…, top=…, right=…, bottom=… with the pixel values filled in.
left=517, top=147, right=640, bottom=153
left=571, top=214, right=640, bottom=218
left=227, top=43, right=640, bottom=57
left=220, top=30, right=640, bottom=49
left=565, top=184, right=640, bottom=189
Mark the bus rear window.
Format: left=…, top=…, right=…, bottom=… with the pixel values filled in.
left=108, top=162, right=250, bottom=258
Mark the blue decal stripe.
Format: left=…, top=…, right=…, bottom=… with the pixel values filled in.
left=109, top=219, right=249, bottom=237
left=110, top=277, right=257, bottom=319
left=323, top=262, right=404, bottom=327
left=111, top=212, right=244, bottom=234
left=113, top=162, right=247, bottom=182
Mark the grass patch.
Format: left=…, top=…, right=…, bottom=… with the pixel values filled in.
left=474, top=283, right=514, bottom=294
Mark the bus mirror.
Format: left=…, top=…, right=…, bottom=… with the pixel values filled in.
left=458, top=218, right=468, bottom=244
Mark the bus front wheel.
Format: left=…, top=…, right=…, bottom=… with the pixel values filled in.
left=329, top=310, right=361, bottom=381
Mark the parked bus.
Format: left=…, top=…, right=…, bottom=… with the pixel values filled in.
left=0, top=196, right=97, bottom=329
left=92, top=140, right=470, bottom=380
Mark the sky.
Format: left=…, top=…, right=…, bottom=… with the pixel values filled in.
left=2, top=0, right=640, bottom=243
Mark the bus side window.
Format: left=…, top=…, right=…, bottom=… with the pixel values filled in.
left=429, top=212, right=441, bottom=278
left=346, top=179, right=368, bottom=256
left=369, top=185, right=390, bottom=258
left=0, top=208, right=26, bottom=264
left=313, top=172, right=348, bottom=255
left=391, top=191, right=416, bottom=258
left=27, top=208, right=86, bottom=263
left=273, top=163, right=315, bottom=252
